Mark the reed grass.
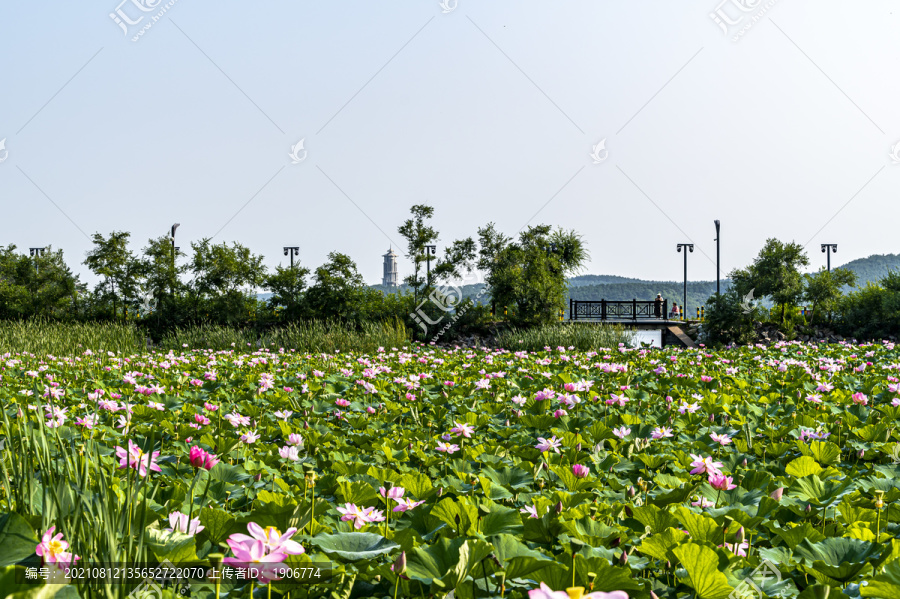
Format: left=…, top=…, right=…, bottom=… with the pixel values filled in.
left=494, top=322, right=635, bottom=352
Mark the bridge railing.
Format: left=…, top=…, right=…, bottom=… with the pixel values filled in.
left=569, top=299, right=668, bottom=321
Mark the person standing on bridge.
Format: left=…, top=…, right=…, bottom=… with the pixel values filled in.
left=654, top=293, right=664, bottom=318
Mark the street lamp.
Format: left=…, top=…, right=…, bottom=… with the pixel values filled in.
left=30, top=248, right=46, bottom=273
left=170, top=224, right=180, bottom=296
left=714, top=220, right=721, bottom=295
left=424, top=245, right=436, bottom=287
left=284, top=247, right=300, bottom=269
left=677, top=243, right=694, bottom=320
left=821, top=244, right=837, bottom=272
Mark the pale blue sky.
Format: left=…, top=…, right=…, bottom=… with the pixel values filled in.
left=1, top=1, right=898, bottom=288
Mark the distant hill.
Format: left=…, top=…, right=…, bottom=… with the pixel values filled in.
left=835, top=253, right=900, bottom=287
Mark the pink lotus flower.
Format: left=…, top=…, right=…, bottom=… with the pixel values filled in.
left=689, top=454, right=723, bottom=476
left=535, top=436, right=562, bottom=453
left=708, top=474, right=737, bottom=491
left=274, top=410, right=292, bottom=420
left=528, top=582, right=628, bottom=599
left=335, top=398, right=351, bottom=407
left=194, top=413, right=210, bottom=426
left=572, top=464, right=590, bottom=478
left=279, top=446, right=300, bottom=461
left=379, top=486, right=405, bottom=500
left=607, top=393, right=629, bottom=407
left=724, top=540, right=749, bottom=556
left=651, top=426, right=673, bottom=439
left=392, top=497, right=425, bottom=513
left=223, top=539, right=286, bottom=584
left=553, top=409, right=568, bottom=418
left=520, top=505, right=540, bottom=519
left=336, top=503, right=370, bottom=529
left=435, top=441, right=460, bottom=454
left=450, top=421, right=475, bottom=438
left=228, top=522, right=305, bottom=556
left=203, top=402, right=218, bottom=411
left=701, top=375, right=713, bottom=383
left=188, top=446, right=219, bottom=470
left=36, top=526, right=80, bottom=567
left=165, top=511, right=204, bottom=535
left=240, top=430, right=260, bottom=444
left=709, top=432, right=731, bottom=446
left=852, top=392, right=868, bottom=406
left=115, top=439, right=161, bottom=477
left=286, top=433, right=303, bottom=446
left=612, top=427, right=631, bottom=439
left=75, top=414, right=98, bottom=429
left=691, top=496, right=714, bottom=508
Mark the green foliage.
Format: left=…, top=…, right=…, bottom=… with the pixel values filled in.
left=494, top=322, right=632, bottom=352
left=730, top=238, right=809, bottom=325
left=836, top=271, right=900, bottom=340
left=0, top=245, right=84, bottom=321
left=804, top=268, right=857, bottom=325
left=702, top=289, right=756, bottom=347
left=479, top=224, right=588, bottom=327
left=83, top=231, right=144, bottom=322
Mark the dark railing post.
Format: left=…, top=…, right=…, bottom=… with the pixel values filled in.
left=601, top=299, right=606, bottom=320
left=632, top=298, right=637, bottom=321
left=663, top=299, right=668, bottom=320
left=570, top=298, right=574, bottom=321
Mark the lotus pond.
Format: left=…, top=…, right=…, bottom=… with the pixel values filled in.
left=2, top=340, right=900, bottom=599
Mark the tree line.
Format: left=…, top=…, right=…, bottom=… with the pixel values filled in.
left=0, top=206, right=588, bottom=340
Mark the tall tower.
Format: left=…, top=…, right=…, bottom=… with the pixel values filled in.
left=382, top=248, right=399, bottom=287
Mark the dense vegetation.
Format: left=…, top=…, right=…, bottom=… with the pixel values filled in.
left=4, top=340, right=900, bottom=598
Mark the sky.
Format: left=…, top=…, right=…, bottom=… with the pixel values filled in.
left=1, top=1, right=899, bottom=289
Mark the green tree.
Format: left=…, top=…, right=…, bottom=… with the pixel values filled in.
left=265, top=263, right=310, bottom=321
left=84, top=231, right=144, bottom=322
left=702, top=288, right=756, bottom=346
left=188, top=239, right=267, bottom=325
left=141, top=235, right=187, bottom=311
left=398, top=204, right=440, bottom=303
left=304, top=252, right=369, bottom=322
left=803, top=267, right=857, bottom=325
left=730, top=238, right=809, bottom=325
left=0, top=245, right=83, bottom=320
left=478, top=224, right=588, bottom=327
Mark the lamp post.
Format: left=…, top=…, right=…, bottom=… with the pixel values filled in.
left=424, top=245, right=436, bottom=287
left=821, top=244, right=837, bottom=272
left=714, top=220, right=721, bottom=295
left=677, top=243, right=694, bottom=320
left=284, top=247, right=300, bottom=269
left=30, top=247, right=46, bottom=273
left=170, top=223, right=180, bottom=297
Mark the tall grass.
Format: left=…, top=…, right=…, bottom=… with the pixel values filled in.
left=495, top=322, right=635, bottom=352
left=0, top=319, right=409, bottom=356
left=0, top=320, right=145, bottom=355
left=159, top=319, right=409, bottom=353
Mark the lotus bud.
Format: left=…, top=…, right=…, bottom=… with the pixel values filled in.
left=610, top=537, right=621, bottom=548
left=735, top=526, right=745, bottom=544
left=709, top=413, right=715, bottom=422
left=858, top=449, right=865, bottom=459
left=627, top=486, right=637, bottom=498
left=770, top=487, right=784, bottom=501
left=393, top=551, right=406, bottom=575
left=624, top=506, right=633, bottom=518
left=619, top=550, right=628, bottom=566
left=505, top=419, right=510, bottom=427
left=576, top=442, right=582, bottom=452
left=437, top=487, right=443, bottom=497
left=555, top=501, right=563, bottom=514
left=805, top=503, right=812, bottom=514
left=254, top=473, right=262, bottom=482
left=303, top=421, right=310, bottom=430
left=742, top=458, right=748, bottom=468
